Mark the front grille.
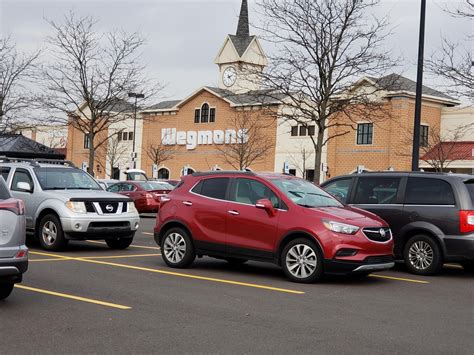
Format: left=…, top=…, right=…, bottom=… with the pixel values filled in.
left=364, top=255, right=394, bottom=264
left=98, top=202, right=119, bottom=214
left=362, top=227, right=392, bottom=242
left=85, top=202, right=96, bottom=213
left=89, top=222, right=130, bottom=228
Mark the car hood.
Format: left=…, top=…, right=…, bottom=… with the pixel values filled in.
left=303, top=206, right=386, bottom=227
left=43, top=190, right=130, bottom=202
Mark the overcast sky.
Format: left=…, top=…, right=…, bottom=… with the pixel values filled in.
left=0, top=0, right=471, bottom=104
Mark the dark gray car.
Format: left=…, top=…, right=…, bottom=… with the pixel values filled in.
left=322, top=172, right=474, bottom=275
left=0, top=177, right=28, bottom=300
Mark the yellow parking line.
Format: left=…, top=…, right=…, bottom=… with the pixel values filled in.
left=86, top=240, right=161, bottom=250
left=369, top=274, right=429, bottom=284
left=81, top=253, right=161, bottom=260
left=15, top=285, right=131, bottom=310
left=29, top=258, right=74, bottom=262
left=30, top=251, right=304, bottom=295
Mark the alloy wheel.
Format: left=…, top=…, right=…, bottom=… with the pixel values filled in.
left=164, top=233, right=187, bottom=264
left=408, top=241, right=433, bottom=270
left=42, top=221, right=58, bottom=246
left=285, top=244, right=318, bottom=279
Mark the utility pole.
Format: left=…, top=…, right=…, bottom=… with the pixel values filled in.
left=128, top=92, right=144, bottom=169
left=411, top=0, right=426, bottom=171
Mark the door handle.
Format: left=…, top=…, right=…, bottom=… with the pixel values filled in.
left=227, top=210, right=239, bottom=215
left=183, top=201, right=193, bottom=206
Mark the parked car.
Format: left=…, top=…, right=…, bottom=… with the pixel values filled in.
left=0, top=176, right=28, bottom=300
left=0, top=157, right=140, bottom=251
left=321, top=172, right=474, bottom=275
left=149, top=179, right=180, bottom=187
left=97, top=179, right=120, bottom=190
left=154, top=171, right=394, bottom=283
left=107, top=181, right=172, bottom=213
left=148, top=181, right=175, bottom=191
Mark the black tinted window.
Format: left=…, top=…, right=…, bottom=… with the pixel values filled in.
left=0, top=167, right=10, bottom=182
left=405, top=178, right=455, bottom=205
left=324, top=178, right=351, bottom=203
left=11, top=169, right=34, bottom=192
left=354, top=177, right=401, bottom=204
left=193, top=178, right=229, bottom=200
left=466, top=182, right=474, bottom=205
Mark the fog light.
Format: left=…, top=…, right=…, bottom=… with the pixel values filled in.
left=336, top=249, right=358, bottom=257
left=135, top=222, right=139, bottom=229
left=74, top=223, right=81, bottom=230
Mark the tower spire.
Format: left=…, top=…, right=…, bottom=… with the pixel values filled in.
left=236, top=0, right=250, bottom=38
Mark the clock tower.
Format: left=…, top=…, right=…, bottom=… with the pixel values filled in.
left=214, top=0, right=267, bottom=93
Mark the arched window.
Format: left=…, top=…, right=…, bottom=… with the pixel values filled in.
left=201, top=103, right=209, bottom=123
left=158, top=168, right=170, bottom=179
left=187, top=168, right=195, bottom=174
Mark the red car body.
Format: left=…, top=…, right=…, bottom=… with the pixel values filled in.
left=108, top=181, right=171, bottom=213
left=154, top=172, right=394, bottom=281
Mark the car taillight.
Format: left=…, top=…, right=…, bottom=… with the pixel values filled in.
left=15, top=249, right=28, bottom=259
left=0, top=199, right=24, bottom=215
left=460, top=211, right=474, bottom=233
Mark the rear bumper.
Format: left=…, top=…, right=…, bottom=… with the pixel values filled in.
left=443, top=234, right=474, bottom=261
left=324, top=256, right=394, bottom=274
left=0, top=258, right=28, bottom=283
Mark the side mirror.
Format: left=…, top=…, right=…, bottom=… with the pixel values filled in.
left=255, top=198, right=276, bottom=217
left=17, top=181, right=32, bottom=193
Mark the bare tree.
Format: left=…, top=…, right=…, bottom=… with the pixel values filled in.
left=420, top=123, right=474, bottom=172
left=95, top=134, right=128, bottom=177
left=0, top=36, right=40, bottom=133
left=216, top=109, right=274, bottom=170
left=427, top=1, right=473, bottom=100
left=288, top=142, right=313, bottom=179
left=253, top=0, right=397, bottom=182
left=40, top=12, right=160, bottom=175
left=145, top=140, right=176, bottom=171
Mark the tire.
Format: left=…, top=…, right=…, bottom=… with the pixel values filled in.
left=460, top=261, right=474, bottom=272
left=281, top=238, right=324, bottom=283
left=224, top=257, right=248, bottom=266
left=161, top=227, right=196, bottom=268
left=38, top=214, right=68, bottom=251
left=105, top=236, right=134, bottom=250
left=403, top=235, right=443, bottom=276
left=0, top=283, right=14, bottom=300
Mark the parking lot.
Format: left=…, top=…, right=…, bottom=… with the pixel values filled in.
left=1, top=216, right=472, bottom=354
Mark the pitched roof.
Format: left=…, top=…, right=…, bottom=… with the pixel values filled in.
left=146, top=100, right=181, bottom=111
left=421, top=141, right=474, bottom=161
left=229, top=35, right=255, bottom=57
left=101, top=98, right=135, bottom=113
left=0, top=134, right=65, bottom=159
left=205, top=86, right=286, bottom=106
left=369, top=74, right=456, bottom=101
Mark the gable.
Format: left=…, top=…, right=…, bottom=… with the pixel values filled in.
left=214, top=36, right=241, bottom=65
left=240, top=37, right=267, bottom=66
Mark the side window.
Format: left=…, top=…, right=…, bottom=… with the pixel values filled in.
left=122, top=184, right=135, bottom=192
left=11, top=169, right=34, bottom=192
left=405, top=178, right=455, bottom=205
left=232, top=178, right=280, bottom=207
left=354, top=177, right=401, bottom=204
left=192, top=178, right=229, bottom=200
left=0, top=167, right=11, bottom=182
left=323, top=178, right=352, bottom=203
left=108, top=184, right=121, bottom=192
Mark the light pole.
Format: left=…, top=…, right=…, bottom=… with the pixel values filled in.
left=411, top=0, right=426, bottom=171
left=128, top=92, right=144, bottom=169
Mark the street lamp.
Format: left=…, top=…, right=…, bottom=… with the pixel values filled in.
left=128, top=92, right=145, bottom=169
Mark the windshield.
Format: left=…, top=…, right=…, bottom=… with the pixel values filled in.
left=148, top=181, right=174, bottom=190
left=271, top=178, right=342, bottom=208
left=34, top=167, right=102, bottom=190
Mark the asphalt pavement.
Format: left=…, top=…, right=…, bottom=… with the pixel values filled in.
left=1, top=216, right=473, bottom=354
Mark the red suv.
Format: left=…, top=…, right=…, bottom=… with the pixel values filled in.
left=154, top=172, right=394, bottom=283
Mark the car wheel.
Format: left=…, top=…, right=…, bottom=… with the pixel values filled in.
left=0, top=282, right=14, bottom=300
left=38, top=214, right=68, bottom=251
left=281, top=238, right=323, bottom=283
left=161, top=227, right=195, bottom=268
left=224, top=257, right=248, bottom=266
left=105, top=236, right=134, bottom=250
left=460, top=261, right=474, bottom=272
left=404, top=235, right=442, bottom=275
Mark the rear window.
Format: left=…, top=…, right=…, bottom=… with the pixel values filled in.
left=192, top=178, right=229, bottom=200
left=465, top=181, right=474, bottom=205
left=405, top=177, right=455, bottom=205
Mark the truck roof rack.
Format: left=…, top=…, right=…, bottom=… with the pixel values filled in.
left=0, top=156, right=76, bottom=168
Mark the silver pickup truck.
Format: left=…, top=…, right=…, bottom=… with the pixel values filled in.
left=0, top=158, right=140, bottom=251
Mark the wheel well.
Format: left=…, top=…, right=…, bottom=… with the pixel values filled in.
left=276, top=232, right=324, bottom=266
left=158, top=221, right=193, bottom=246
left=35, top=209, right=60, bottom=235
left=400, top=229, right=444, bottom=258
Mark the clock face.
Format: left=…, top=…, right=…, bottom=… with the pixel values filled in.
left=222, top=66, right=237, bottom=87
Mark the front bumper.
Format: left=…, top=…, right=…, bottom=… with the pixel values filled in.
left=324, top=255, right=395, bottom=274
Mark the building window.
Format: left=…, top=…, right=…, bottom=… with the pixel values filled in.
left=128, top=132, right=134, bottom=141
left=122, top=132, right=128, bottom=141
left=290, top=125, right=315, bottom=137
left=291, top=126, right=298, bottom=136
left=288, top=169, right=296, bottom=176
left=117, top=133, right=122, bottom=142
left=420, top=125, right=429, bottom=147
left=357, top=123, right=373, bottom=145
left=209, top=108, right=216, bottom=123
left=84, top=133, right=91, bottom=149
left=194, top=109, right=200, bottom=123
left=308, top=125, right=315, bottom=136
left=201, top=103, right=210, bottom=123
left=299, top=126, right=307, bottom=136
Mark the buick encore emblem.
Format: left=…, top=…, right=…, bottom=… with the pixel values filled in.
left=105, top=204, right=114, bottom=212
left=379, top=228, right=386, bottom=238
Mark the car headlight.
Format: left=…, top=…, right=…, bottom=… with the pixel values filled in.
left=128, top=202, right=138, bottom=214
left=65, top=201, right=87, bottom=214
left=323, top=220, right=359, bottom=235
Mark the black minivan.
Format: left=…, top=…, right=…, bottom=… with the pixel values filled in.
left=321, top=172, right=474, bottom=275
